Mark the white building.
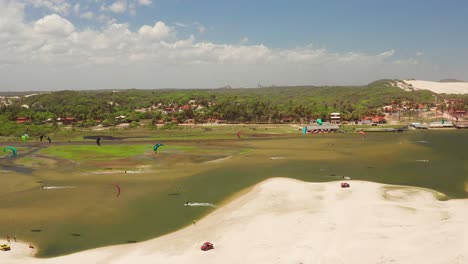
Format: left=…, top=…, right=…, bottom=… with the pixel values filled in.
left=330, top=112, right=341, bottom=123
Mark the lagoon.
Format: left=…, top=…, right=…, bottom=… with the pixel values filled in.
left=0, top=130, right=466, bottom=257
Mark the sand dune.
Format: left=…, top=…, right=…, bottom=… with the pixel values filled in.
left=2, top=178, right=467, bottom=264
left=403, top=80, right=468, bottom=94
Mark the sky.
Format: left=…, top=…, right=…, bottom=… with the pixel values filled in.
left=1, top=0, right=467, bottom=91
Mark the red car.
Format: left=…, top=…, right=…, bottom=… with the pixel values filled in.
left=201, top=242, right=214, bottom=251
left=341, top=182, right=350, bottom=188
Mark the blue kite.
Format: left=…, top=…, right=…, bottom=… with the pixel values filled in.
left=153, top=143, right=165, bottom=152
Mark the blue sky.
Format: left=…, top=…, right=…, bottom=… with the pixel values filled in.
left=1, top=0, right=467, bottom=90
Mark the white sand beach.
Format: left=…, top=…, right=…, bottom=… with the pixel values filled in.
left=403, top=80, right=468, bottom=94
left=1, top=178, right=467, bottom=264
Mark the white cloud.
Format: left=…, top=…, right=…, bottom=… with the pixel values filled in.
left=377, top=49, right=395, bottom=59
left=109, top=0, right=127, bottom=14
left=81, top=11, right=94, bottom=20
left=97, top=14, right=116, bottom=25
left=394, top=58, right=419, bottom=65
left=27, top=0, right=70, bottom=16
left=240, top=37, right=249, bottom=44
left=0, top=0, right=25, bottom=33
left=416, top=51, right=423, bottom=56
left=34, top=14, right=75, bottom=36
left=174, top=22, right=187, bottom=27
left=0, top=1, right=439, bottom=90
left=138, top=21, right=171, bottom=39
left=138, top=0, right=152, bottom=6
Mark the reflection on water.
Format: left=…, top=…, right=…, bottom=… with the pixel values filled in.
left=1, top=131, right=467, bottom=257
left=0, top=164, right=33, bottom=174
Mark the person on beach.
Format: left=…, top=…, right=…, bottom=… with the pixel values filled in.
left=13, top=235, right=16, bottom=242
left=193, top=219, right=197, bottom=225
left=29, top=243, right=34, bottom=249
left=6, top=235, right=10, bottom=242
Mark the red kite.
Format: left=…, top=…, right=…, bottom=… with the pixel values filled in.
left=113, top=183, right=121, bottom=197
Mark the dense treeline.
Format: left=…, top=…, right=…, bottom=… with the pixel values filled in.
left=1, top=80, right=466, bottom=135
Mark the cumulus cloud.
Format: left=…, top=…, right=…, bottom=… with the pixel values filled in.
left=0, top=1, right=434, bottom=90
left=0, top=0, right=25, bottom=33
left=138, top=21, right=172, bottom=39
left=34, top=14, right=75, bottom=36
left=109, top=0, right=127, bottom=14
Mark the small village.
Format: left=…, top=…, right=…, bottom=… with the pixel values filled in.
left=4, top=94, right=466, bottom=132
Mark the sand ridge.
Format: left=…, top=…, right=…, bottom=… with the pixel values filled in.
left=1, top=178, right=467, bottom=264
left=403, top=80, right=468, bottom=94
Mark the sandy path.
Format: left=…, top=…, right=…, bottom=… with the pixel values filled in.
left=1, top=178, right=466, bottom=264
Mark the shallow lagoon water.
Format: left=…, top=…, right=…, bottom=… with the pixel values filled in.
left=0, top=131, right=466, bottom=257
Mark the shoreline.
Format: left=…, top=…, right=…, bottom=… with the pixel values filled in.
left=2, top=178, right=467, bottom=263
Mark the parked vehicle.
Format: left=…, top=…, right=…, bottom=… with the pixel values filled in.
left=201, top=242, right=214, bottom=251
left=0, top=244, right=11, bottom=251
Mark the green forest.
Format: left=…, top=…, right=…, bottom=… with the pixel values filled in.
left=1, top=80, right=467, bottom=136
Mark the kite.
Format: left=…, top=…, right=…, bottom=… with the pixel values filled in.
left=96, top=137, right=102, bottom=146
left=3, top=146, right=17, bottom=157
left=21, top=134, right=29, bottom=143
left=113, top=183, right=121, bottom=197
left=153, top=143, right=165, bottom=152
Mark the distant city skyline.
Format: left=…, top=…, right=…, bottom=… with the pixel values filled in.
left=0, top=0, right=467, bottom=91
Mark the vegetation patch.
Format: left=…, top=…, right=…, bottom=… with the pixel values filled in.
left=38, top=145, right=151, bottom=161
